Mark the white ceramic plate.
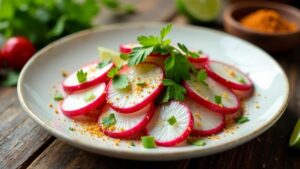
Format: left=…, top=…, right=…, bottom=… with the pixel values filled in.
left=18, top=23, right=289, bottom=161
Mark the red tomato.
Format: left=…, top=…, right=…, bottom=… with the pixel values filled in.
left=1, top=36, right=36, bottom=69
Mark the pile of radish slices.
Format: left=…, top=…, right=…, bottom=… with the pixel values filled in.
left=58, top=43, right=253, bottom=148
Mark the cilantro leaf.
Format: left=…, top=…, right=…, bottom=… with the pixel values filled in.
left=165, top=53, right=190, bottom=82
left=102, top=113, right=116, bottom=128
left=128, top=46, right=154, bottom=66
left=159, top=79, right=186, bottom=103
left=113, top=74, right=129, bottom=89
left=177, top=43, right=199, bottom=58
left=76, top=70, right=87, bottom=83
left=107, top=67, right=119, bottom=78
left=137, top=35, right=160, bottom=47
left=160, top=24, right=172, bottom=41
left=97, top=60, right=111, bottom=69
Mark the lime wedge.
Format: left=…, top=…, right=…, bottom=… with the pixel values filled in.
left=176, top=0, right=221, bottom=22
left=289, top=119, right=300, bottom=149
left=98, top=47, right=124, bottom=67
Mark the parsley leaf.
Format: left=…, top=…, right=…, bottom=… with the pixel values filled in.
left=102, top=113, right=116, bottom=128
left=165, top=53, right=190, bottom=82
left=128, top=46, right=154, bottom=66
left=137, top=35, right=160, bottom=47
left=97, top=60, right=111, bottom=69
left=177, top=43, right=199, bottom=58
left=160, top=24, right=172, bottom=41
left=197, top=69, right=208, bottom=86
left=76, top=70, right=87, bottom=83
left=112, top=74, right=129, bottom=89
left=107, top=67, right=119, bottom=78
left=159, top=79, right=186, bottom=103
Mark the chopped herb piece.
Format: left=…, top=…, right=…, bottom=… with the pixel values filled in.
left=165, top=53, right=190, bottom=82
left=130, top=142, right=135, bottom=146
left=102, top=113, right=116, bottom=128
left=76, top=69, right=87, bottom=83
left=141, top=136, right=156, bottom=148
left=54, top=92, right=64, bottom=101
left=189, top=52, right=199, bottom=58
left=190, top=139, right=206, bottom=146
left=237, top=76, right=246, bottom=84
left=120, top=53, right=129, bottom=60
left=137, top=82, right=146, bottom=87
left=107, top=67, right=119, bottom=78
left=69, top=127, right=75, bottom=131
left=84, top=91, right=96, bottom=102
left=97, top=60, right=111, bottom=69
left=235, top=116, right=249, bottom=124
left=198, top=50, right=203, bottom=55
left=197, top=69, right=208, bottom=86
left=215, top=95, right=222, bottom=104
left=167, top=116, right=177, bottom=125
left=113, top=74, right=129, bottom=89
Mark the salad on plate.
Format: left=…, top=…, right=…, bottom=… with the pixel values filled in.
left=54, top=24, right=254, bottom=148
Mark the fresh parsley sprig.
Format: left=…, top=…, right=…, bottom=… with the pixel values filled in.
left=107, top=67, right=129, bottom=89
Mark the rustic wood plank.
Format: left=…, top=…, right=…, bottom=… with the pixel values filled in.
left=0, top=87, right=19, bottom=113
left=27, top=140, right=189, bottom=169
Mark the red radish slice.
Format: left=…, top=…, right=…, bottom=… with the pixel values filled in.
left=60, top=83, right=106, bottom=117
left=205, top=61, right=253, bottom=91
left=183, top=73, right=240, bottom=114
left=106, top=63, right=164, bottom=113
left=225, top=109, right=242, bottom=121
left=145, top=101, right=193, bottom=147
left=63, top=61, right=113, bottom=93
left=232, top=88, right=254, bottom=100
left=188, top=53, right=209, bottom=64
left=98, top=103, right=155, bottom=138
left=120, top=43, right=140, bottom=54
left=184, top=98, right=225, bottom=136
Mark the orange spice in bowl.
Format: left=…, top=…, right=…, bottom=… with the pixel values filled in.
left=240, top=9, right=297, bottom=33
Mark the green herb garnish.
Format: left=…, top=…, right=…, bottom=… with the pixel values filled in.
left=84, top=91, right=96, bottom=102
left=97, top=60, right=111, bottom=69
left=189, top=139, right=206, bottom=146
left=214, top=95, right=222, bottom=104
left=177, top=43, right=199, bottom=58
left=141, top=136, right=156, bottom=148
left=197, top=69, right=208, bottom=86
left=102, top=113, right=116, bottom=128
left=54, top=92, right=64, bottom=101
left=167, top=116, right=177, bottom=126
left=235, top=116, right=249, bottom=124
left=137, top=82, right=146, bottom=87
left=159, top=79, right=186, bottom=103
left=76, top=70, right=87, bottom=83
left=237, top=76, right=246, bottom=84
left=107, top=67, right=129, bottom=89
left=120, top=53, right=129, bottom=60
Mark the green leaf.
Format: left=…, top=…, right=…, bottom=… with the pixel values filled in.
left=197, top=69, right=208, bottom=86
left=101, top=113, right=116, bottom=128
left=128, top=46, right=154, bottom=66
left=84, top=91, right=96, bottom=102
left=161, top=79, right=186, bottom=102
left=165, top=53, right=190, bottom=82
left=237, top=76, right=246, bottom=84
left=97, top=60, right=111, bottom=69
left=76, top=70, right=87, bottom=83
left=189, top=139, right=206, bottom=146
left=235, top=116, right=249, bottom=124
left=1, top=70, right=19, bottom=86
left=177, top=43, right=189, bottom=54
left=137, top=35, right=160, bottom=47
left=54, top=92, right=64, bottom=101
left=214, top=95, right=222, bottom=104
left=107, top=67, right=119, bottom=78
left=189, top=52, right=199, bottom=58
left=141, top=136, right=156, bottom=148
left=120, top=53, right=129, bottom=60
left=47, top=15, right=67, bottom=38
left=160, top=24, right=172, bottom=40
left=167, top=116, right=177, bottom=125
left=113, top=74, right=129, bottom=89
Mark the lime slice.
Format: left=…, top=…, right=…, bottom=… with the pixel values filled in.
left=176, top=0, right=221, bottom=22
left=98, top=47, right=124, bottom=67
left=289, top=119, right=300, bottom=149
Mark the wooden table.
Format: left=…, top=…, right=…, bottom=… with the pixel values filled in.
left=1, top=1, right=300, bottom=168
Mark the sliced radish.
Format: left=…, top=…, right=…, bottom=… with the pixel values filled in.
left=225, top=109, right=243, bottom=121
left=188, top=53, right=209, bottom=64
left=145, top=101, right=193, bottom=147
left=184, top=98, right=225, bottom=136
left=120, top=43, right=140, bottom=54
left=205, top=61, right=253, bottom=91
left=183, top=73, right=240, bottom=114
left=106, top=63, right=164, bottom=113
left=60, top=83, right=106, bottom=117
left=232, top=88, right=254, bottom=100
left=63, top=61, right=113, bottom=93
left=98, top=103, right=154, bottom=138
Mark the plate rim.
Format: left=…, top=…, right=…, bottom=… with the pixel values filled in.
left=17, top=22, right=289, bottom=160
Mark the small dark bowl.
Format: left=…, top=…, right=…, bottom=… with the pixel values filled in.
left=223, top=1, right=300, bottom=53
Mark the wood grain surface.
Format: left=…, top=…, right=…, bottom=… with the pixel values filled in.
left=1, top=0, right=300, bottom=169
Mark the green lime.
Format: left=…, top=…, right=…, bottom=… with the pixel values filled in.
left=289, top=119, right=300, bottom=149
left=176, top=0, right=221, bottom=23
left=98, top=47, right=124, bottom=67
